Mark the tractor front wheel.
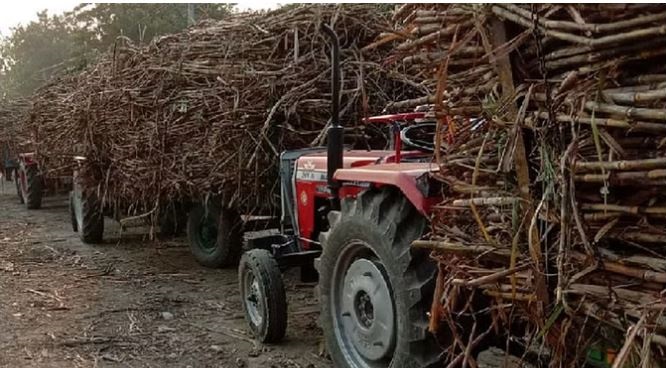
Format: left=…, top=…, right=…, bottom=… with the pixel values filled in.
left=186, top=202, right=243, bottom=268
left=318, top=189, right=441, bottom=368
left=239, top=249, right=287, bottom=343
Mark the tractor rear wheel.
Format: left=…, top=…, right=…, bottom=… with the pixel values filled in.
left=239, top=249, right=287, bottom=343
left=19, top=163, right=43, bottom=209
left=318, top=189, right=441, bottom=368
left=72, top=186, right=104, bottom=244
left=187, top=202, right=243, bottom=268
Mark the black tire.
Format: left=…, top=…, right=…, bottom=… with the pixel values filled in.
left=318, top=189, right=441, bottom=368
left=69, top=191, right=78, bottom=232
left=187, top=202, right=243, bottom=268
left=73, top=186, right=104, bottom=244
left=239, top=249, right=288, bottom=343
left=159, top=202, right=187, bottom=238
left=15, top=172, right=24, bottom=204
left=20, top=164, right=43, bottom=210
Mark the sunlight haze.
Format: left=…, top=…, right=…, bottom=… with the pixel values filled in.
left=0, top=1, right=280, bottom=37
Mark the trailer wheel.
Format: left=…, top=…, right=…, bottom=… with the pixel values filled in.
left=15, top=172, right=24, bottom=204
left=73, top=187, right=104, bottom=244
left=318, top=189, right=441, bottom=368
left=19, top=163, right=43, bottom=209
left=187, top=203, right=242, bottom=268
left=239, top=249, right=287, bottom=343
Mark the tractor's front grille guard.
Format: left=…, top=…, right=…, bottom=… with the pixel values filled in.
left=279, top=147, right=327, bottom=248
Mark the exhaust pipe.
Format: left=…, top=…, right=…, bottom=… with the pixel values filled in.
left=321, top=24, right=343, bottom=202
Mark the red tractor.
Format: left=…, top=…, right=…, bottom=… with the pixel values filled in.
left=236, top=25, right=444, bottom=367
left=14, top=153, right=73, bottom=210
left=15, top=153, right=43, bottom=209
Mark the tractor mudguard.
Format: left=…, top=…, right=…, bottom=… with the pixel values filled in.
left=333, top=162, right=439, bottom=215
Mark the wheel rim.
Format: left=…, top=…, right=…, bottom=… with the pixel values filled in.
left=197, top=214, right=218, bottom=252
left=331, top=240, right=396, bottom=367
left=243, top=268, right=264, bottom=328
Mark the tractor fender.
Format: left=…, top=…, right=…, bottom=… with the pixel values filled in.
left=334, top=162, right=439, bottom=215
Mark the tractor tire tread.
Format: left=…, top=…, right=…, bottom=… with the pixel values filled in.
left=79, top=192, right=104, bottom=244
left=239, top=249, right=287, bottom=343
left=318, top=188, right=442, bottom=368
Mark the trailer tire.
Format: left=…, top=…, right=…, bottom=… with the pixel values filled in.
left=239, top=249, right=287, bottom=343
left=318, top=189, right=441, bottom=368
left=20, top=164, right=43, bottom=210
left=73, top=188, right=104, bottom=244
left=187, top=203, right=242, bottom=268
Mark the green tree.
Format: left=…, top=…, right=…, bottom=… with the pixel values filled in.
left=74, top=4, right=234, bottom=48
left=0, top=3, right=234, bottom=98
left=0, top=10, right=92, bottom=97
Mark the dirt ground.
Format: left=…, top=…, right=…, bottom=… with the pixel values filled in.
left=0, top=180, right=329, bottom=368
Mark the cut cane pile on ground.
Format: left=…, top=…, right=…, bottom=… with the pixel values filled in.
left=384, top=3, right=666, bottom=366
left=4, top=3, right=666, bottom=367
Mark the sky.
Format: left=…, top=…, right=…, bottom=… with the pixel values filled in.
left=0, top=1, right=280, bottom=37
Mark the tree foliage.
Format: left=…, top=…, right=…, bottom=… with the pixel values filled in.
left=0, top=3, right=233, bottom=98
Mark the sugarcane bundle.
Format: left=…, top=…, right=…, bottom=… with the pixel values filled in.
left=22, top=74, right=87, bottom=177
left=25, top=4, right=422, bottom=217
left=388, top=3, right=666, bottom=366
left=0, top=98, right=30, bottom=161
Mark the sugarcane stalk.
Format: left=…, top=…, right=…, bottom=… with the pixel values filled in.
left=450, top=196, right=519, bottom=208
left=571, top=251, right=666, bottom=283
left=575, top=169, right=666, bottom=184
left=574, top=157, right=666, bottom=172
left=604, top=88, right=666, bottom=104
left=527, top=112, right=666, bottom=133
left=454, top=264, right=530, bottom=287
left=412, top=240, right=513, bottom=258
left=484, top=290, right=536, bottom=302
left=585, top=101, right=666, bottom=121
left=495, top=5, right=666, bottom=48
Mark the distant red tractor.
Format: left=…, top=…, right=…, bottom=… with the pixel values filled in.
left=14, top=153, right=72, bottom=210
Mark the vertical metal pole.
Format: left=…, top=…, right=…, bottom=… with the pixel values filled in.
left=187, top=4, right=196, bottom=26
left=321, top=24, right=343, bottom=203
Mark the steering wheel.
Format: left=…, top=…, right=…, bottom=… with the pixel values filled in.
left=400, top=122, right=437, bottom=152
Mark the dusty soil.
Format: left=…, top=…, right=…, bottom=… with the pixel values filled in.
left=0, top=180, right=329, bottom=368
